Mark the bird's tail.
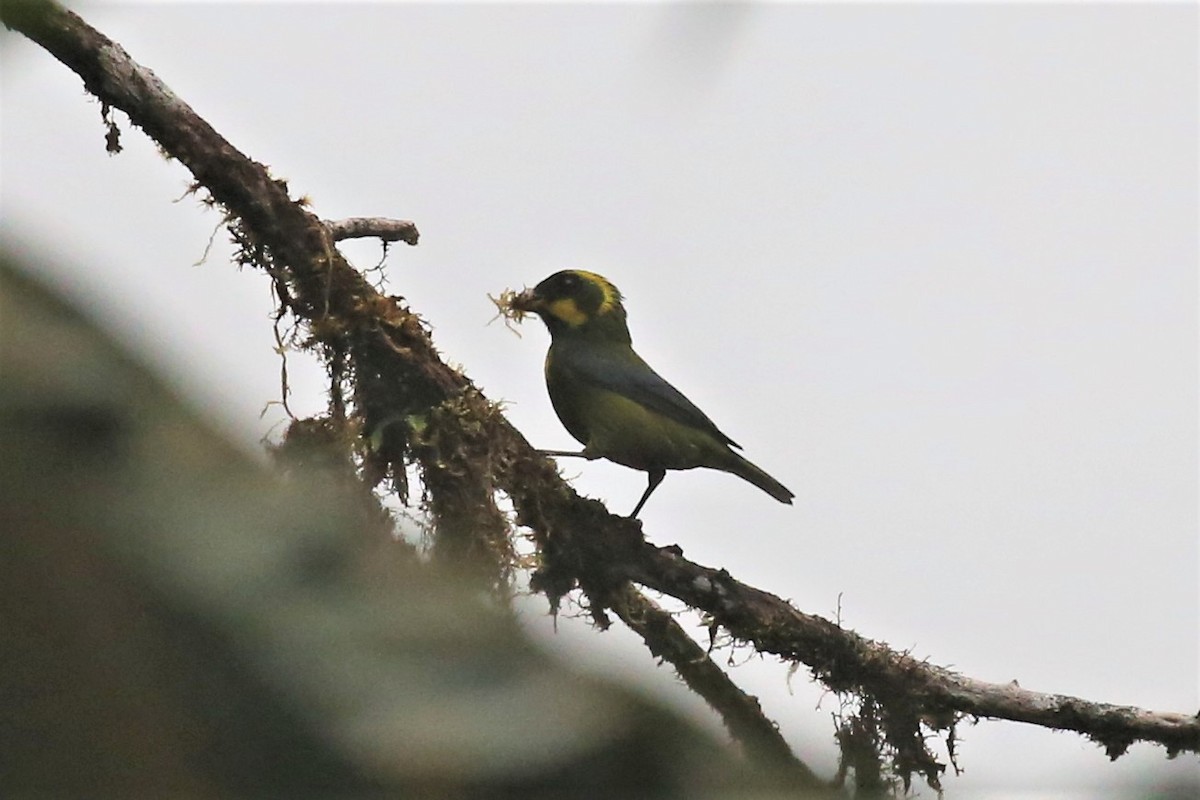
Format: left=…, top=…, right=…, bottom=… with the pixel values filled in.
left=725, top=452, right=794, bottom=505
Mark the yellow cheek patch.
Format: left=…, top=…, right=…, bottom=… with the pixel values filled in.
left=547, top=297, right=589, bottom=327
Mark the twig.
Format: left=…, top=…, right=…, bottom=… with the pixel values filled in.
left=610, top=585, right=825, bottom=790
left=322, top=217, right=419, bottom=246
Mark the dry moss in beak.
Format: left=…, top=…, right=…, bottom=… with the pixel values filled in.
left=488, top=287, right=530, bottom=334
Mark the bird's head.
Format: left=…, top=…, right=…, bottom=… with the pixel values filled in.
left=512, top=270, right=630, bottom=342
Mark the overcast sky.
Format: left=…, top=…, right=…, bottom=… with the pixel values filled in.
left=2, top=3, right=1197, bottom=796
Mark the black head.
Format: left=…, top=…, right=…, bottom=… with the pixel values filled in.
left=513, top=270, right=629, bottom=340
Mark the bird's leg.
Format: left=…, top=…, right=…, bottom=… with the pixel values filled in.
left=538, top=448, right=601, bottom=460
left=629, top=469, right=666, bottom=518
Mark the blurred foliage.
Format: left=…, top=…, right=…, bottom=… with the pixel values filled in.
left=0, top=251, right=808, bottom=799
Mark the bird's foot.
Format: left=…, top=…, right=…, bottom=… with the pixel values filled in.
left=538, top=448, right=600, bottom=461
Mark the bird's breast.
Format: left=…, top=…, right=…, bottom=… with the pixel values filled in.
left=545, top=362, right=729, bottom=472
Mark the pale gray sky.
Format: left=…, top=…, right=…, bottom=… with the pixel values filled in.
left=2, top=3, right=1197, bottom=795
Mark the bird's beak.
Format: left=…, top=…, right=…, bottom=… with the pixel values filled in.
left=510, top=287, right=546, bottom=315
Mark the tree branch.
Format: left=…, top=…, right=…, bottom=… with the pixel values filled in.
left=517, top=499, right=1199, bottom=783
left=7, top=0, right=1195, bottom=791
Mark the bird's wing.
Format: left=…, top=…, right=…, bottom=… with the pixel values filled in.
left=559, top=345, right=740, bottom=449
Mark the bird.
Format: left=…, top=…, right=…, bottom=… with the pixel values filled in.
left=511, top=269, right=793, bottom=518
